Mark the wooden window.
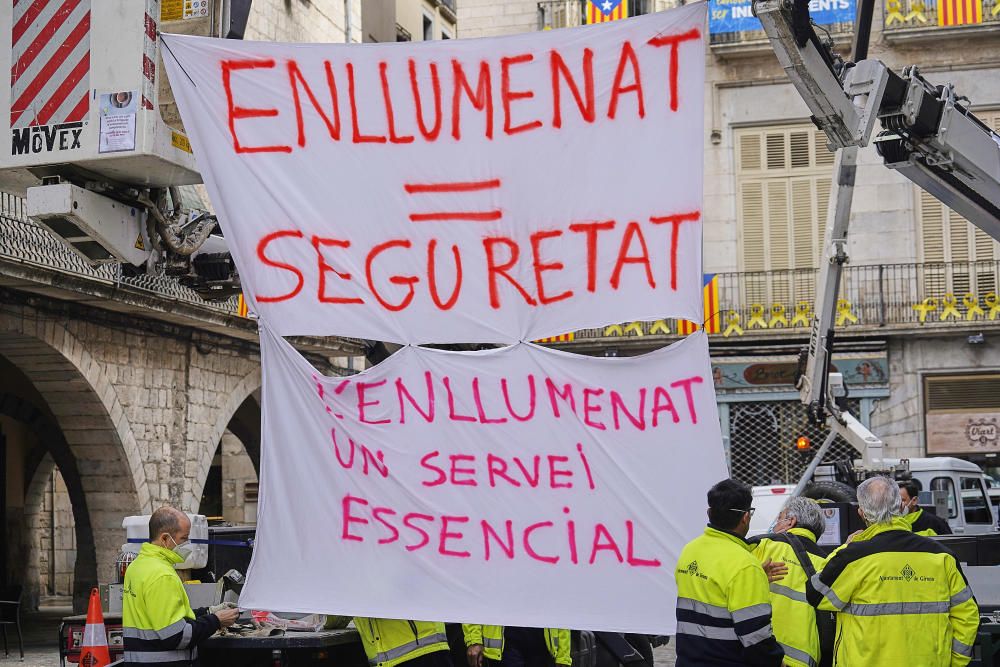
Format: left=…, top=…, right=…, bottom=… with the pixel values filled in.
left=735, top=126, right=836, bottom=305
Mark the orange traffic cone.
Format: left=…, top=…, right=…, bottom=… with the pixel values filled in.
left=79, top=587, right=111, bottom=667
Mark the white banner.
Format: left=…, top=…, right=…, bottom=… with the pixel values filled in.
left=161, top=6, right=707, bottom=343
left=240, top=327, right=727, bottom=633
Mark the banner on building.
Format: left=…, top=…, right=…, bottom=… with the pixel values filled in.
left=709, top=0, right=855, bottom=33
left=160, top=5, right=707, bottom=343
left=239, top=327, right=728, bottom=632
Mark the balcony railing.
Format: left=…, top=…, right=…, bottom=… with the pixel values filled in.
left=568, top=261, right=1000, bottom=341
left=0, top=192, right=243, bottom=316
left=883, top=0, right=999, bottom=34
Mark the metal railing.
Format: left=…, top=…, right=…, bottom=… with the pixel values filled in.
left=883, top=0, right=999, bottom=32
left=0, top=192, right=242, bottom=316
left=709, top=18, right=855, bottom=47
left=573, top=261, right=1000, bottom=340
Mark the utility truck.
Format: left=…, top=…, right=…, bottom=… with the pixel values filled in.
left=745, top=0, right=1000, bottom=541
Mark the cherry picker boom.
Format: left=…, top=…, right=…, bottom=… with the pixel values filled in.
left=750, top=0, right=1000, bottom=494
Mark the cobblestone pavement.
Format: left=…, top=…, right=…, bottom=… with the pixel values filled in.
left=8, top=607, right=67, bottom=667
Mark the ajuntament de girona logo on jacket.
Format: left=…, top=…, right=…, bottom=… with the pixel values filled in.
left=806, top=517, right=980, bottom=667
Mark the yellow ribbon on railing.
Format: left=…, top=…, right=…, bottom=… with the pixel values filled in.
left=964, top=293, right=985, bottom=320
left=747, top=304, right=769, bottom=329
left=791, top=301, right=812, bottom=327
left=649, top=319, right=671, bottom=335
left=723, top=311, right=744, bottom=337
left=940, top=294, right=962, bottom=321
left=604, top=324, right=623, bottom=336
left=912, top=297, right=938, bottom=323
left=885, top=0, right=907, bottom=23
left=769, top=304, right=788, bottom=328
left=905, top=0, right=928, bottom=21
left=985, top=293, right=1000, bottom=320
left=623, top=321, right=644, bottom=336
left=836, top=299, right=859, bottom=326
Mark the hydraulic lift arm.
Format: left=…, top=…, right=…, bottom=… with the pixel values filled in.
left=750, top=0, right=1000, bottom=477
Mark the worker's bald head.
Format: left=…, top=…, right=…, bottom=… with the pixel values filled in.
left=148, top=506, right=191, bottom=546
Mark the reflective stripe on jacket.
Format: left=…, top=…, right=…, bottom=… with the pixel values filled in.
left=806, top=517, right=979, bottom=667
left=462, top=625, right=572, bottom=665
left=674, top=525, right=784, bottom=667
left=122, top=543, right=220, bottom=667
left=355, top=618, right=449, bottom=667
left=751, top=528, right=826, bottom=667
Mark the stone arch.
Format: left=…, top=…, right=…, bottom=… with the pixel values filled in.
left=2, top=392, right=96, bottom=611
left=23, top=453, right=80, bottom=609
left=190, top=368, right=261, bottom=509
left=0, top=306, right=148, bottom=607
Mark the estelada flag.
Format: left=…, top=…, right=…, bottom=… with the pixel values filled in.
left=937, top=0, right=982, bottom=24
left=676, top=274, right=721, bottom=335
left=587, top=0, right=629, bottom=23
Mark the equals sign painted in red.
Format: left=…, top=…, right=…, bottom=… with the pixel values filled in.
left=403, top=178, right=502, bottom=222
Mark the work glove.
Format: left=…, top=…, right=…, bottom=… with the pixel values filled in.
left=209, top=602, right=238, bottom=614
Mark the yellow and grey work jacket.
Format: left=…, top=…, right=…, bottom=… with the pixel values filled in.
left=462, top=625, right=572, bottom=665
left=355, top=618, right=449, bottom=667
left=807, top=517, right=980, bottom=666
left=901, top=508, right=952, bottom=536
left=122, top=543, right=221, bottom=667
left=751, top=527, right=826, bottom=667
left=674, top=525, right=784, bottom=666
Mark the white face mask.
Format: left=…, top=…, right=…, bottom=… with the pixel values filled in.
left=169, top=535, right=195, bottom=561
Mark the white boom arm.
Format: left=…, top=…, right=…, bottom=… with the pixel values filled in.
left=751, top=0, right=1000, bottom=473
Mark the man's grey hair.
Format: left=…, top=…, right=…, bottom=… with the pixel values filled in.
left=782, top=497, right=826, bottom=538
left=857, top=476, right=902, bottom=525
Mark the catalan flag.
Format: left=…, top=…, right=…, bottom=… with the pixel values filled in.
left=676, top=274, right=721, bottom=335
left=534, top=333, right=576, bottom=343
left=237, top=293, right=249, bottom=317
left=587, top=0, right=629, bottom=23
left=937, top=0, right=982, bottom=24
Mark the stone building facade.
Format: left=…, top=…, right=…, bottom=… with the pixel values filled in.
left=456, top=0, right=1000, bottom=487
left=1, top=0, right=367, bottom=611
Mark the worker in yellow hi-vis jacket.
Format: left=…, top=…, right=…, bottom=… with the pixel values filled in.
left=807, top=476, right=979, bottom=666
left=122, top=507, right=239, bottom=667
left=463, top=625, right=571, bottom=667
left=355, top=618, right=451, bottom=667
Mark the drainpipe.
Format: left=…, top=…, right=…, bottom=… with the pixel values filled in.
left=50, top=469, right=56, bottom=596
left=344, top=0, right=353, bottom=43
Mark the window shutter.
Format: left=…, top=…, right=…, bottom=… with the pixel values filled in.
left=741, top=182, right=765, bottom=272
left=766, top=132, right=786, bottom=170
left=814, top=131, right=835, bottom=166
left=739, top=134, right=762, bottom=172
left=736, top=125, right=836, bottom=285
left=920, top=190, right=945, bottom=263
left=791, top=178, right=815, bottom=269
left=790, top=131, right=810, bottom=168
